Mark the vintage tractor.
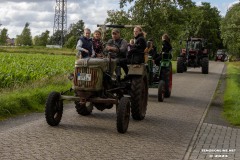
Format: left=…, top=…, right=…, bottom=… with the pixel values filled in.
left=147, top=52, right=173, bottom=102
left=177, top=38, right=209, bottom=74
left=45, top=25, right=148, bottom=134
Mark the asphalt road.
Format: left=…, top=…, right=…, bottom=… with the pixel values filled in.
left=0, top=61, right=225, bottom=160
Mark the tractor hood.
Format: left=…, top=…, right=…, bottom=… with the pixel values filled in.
left=75, top=58, right=116, bottom=72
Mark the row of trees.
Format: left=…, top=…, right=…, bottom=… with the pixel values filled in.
left=0, top=0, right=239, bottom=57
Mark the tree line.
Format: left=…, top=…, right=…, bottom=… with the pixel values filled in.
left=0, top=0, right=239, bottom=57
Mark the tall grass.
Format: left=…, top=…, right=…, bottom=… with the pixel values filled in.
left=223, top=62, right=240, bottom=125
left=0, top=75, right=73, bottom=120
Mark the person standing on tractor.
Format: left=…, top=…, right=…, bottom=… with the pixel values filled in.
left=154, top=33, right=172, bottom=66
left=76, top=28, right=95, bottom=59
left=106, top=28, right=129, bottom=77
left=127, top=26, right=147, bottom=64
left=92, top=30, right=104, bottom=58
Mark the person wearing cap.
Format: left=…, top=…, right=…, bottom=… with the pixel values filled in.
left=106, top=28, right=128, bottom=78
left=127, top=26, right=147, bottom=64
left=76, top=28, right=95, bottom=59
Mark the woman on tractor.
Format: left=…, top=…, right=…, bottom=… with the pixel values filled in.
left=92, top=30, right=104, bottom=58
left=154, top=33, right=172, bottom=66
left=127, top=26, right=147, bottom=64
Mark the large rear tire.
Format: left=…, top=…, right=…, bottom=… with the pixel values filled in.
left=158, top=80, right=165, bottom=102
left=202, top=57, right=209, bottom=74
left=130, top=75, right=148, bottom=120
left=117, top=97, right=130, bottom=133
left=45, top=92, right=63, bottom=126
left=75, top=101, right=93, bottom=116
left=177, top=57, right=184, bottom=73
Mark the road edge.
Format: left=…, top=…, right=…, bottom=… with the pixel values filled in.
left=182, top=63, right=226, bottom=160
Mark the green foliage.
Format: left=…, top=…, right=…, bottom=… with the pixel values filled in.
left=111, top=0, right=222, bottom=56
left=221, top=3, right=240, bottom=57
left=0, top=52, right=75, bottom=89
left=33, top=30, right=50, bottom=46
left=15, top=22, right=33, bottom=46
left=64, top=35, right=77, bottom=49
left=0, top=28, right=8, bottom=45
left=223, top=62, right=240, bottom=125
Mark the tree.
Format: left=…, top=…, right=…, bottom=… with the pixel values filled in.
left=0, top=28, right=8, bottom=45
left=114, top=0, right=222, bottom=58
left=221, top=3, right=240, bottom=57
left=15, top=22, right=33, bottom=46
left=64, top=20, right=85, bottom=48
left=33, top=30, right=50, bottom=46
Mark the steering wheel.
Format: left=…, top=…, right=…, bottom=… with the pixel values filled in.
left=103, top=42, right=120, bottom=58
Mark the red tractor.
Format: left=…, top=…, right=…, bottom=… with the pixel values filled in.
left=177, top=38, right=209, bottom=74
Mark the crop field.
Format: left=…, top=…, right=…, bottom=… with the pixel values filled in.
left=0, top=53, right=75, bottom=89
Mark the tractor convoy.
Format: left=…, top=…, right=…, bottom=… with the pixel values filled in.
left=45, top=25, right=210, bottom=133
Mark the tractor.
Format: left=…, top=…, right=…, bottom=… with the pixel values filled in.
left=45, top=25, right=148, bottom=134
left=177, top=38, right=209, bottom=74
left=147, top=52, right=173, bottom=102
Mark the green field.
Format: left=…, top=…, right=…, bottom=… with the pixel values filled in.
left=0, top=47, right=76, bottom=120
left=223, top=62, right=240, bottom=125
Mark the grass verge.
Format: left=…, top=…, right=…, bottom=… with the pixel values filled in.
left=223, top=62, right=240, bottom=125
left=0, top=75, right=73, bottom=121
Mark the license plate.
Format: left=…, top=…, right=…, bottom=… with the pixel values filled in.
left=77, top=73, right=91, bottom=81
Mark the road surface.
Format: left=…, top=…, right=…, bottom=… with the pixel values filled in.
left=0, top=61, right=224, bottom=160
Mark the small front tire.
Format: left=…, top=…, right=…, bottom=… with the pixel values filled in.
left=45, top=92, right=63, bottom=126
left=117, top=97, right=130, bottom=134
left=158, top=80, right=165, bottom=102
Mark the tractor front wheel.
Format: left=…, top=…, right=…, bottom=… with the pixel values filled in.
left=164, top=63, right=172, bottom=98
left=45, top=92, right=63, bottom=126
left=158, top=80, right=165, bottom=102
left=117, top=97, right=130, bottom=133
left=177, top=57, right=184, bottom=73
left=202, top=57, right=209, bottom=74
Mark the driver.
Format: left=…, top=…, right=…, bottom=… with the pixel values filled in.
left=106, top=29, right=129, bottom=78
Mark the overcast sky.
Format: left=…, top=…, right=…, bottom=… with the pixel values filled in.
left=0, top=0, right=239, bottom=38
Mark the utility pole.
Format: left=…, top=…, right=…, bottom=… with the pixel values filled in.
left=53, top=0, right=67, bottom=47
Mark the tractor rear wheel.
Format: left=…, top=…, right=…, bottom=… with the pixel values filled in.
left=130, top=75, right=148, bottom=120
left=202, top=57, right=209, bottom=74
left=45, top=91, right=63, bottom=126
left=117, top=97, right=130, bottom=133
left=75, top=101, right=93, bottom=116
left=177, top=57, right=184, bottom=73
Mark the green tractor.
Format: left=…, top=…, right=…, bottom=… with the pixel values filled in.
left=147, top=52, right=173, bottom=102
left=45, top=25, right=148, bottom=134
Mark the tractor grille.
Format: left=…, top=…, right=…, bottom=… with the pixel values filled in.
left=74, top=67, right=99, bottom=89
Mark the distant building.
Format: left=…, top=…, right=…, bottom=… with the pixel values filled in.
left=6, top=37, right=15, bottom=46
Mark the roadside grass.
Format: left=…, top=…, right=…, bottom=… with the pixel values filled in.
left=223, top=62, right=240, bottom=125
left=0, top=75, right=73, bottom=121
left=172, top=61, right=176, bottom=73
